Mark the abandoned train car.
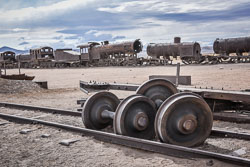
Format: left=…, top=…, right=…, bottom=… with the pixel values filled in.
left=54, top=49, right=82, bottom=67
left=17, top=46, right=55, bottom=68
left=147, top=37, right=202, bottom=64
left=30, top=46, right=54, bottom=60
left=213, top=36, right=250, bottom=55
left=0, top=51, right=16, bottom=68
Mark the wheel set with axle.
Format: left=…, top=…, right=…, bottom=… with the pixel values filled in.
left=82, top=79, right=213, bottom=147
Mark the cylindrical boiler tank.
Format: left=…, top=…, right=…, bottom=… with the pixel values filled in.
left=213, top=36, right=250, bottom=54
left=147, top=39, right=201, bottom=61
left=95, top=39, right=143, bottom=55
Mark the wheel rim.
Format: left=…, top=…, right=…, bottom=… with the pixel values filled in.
left=114, top=95, right=156, bottom=139
left=155, top=92, right=213, bottom=147
left=136, top=79, right=178, bottom=108
left=82, top=91, right=120, bottom=130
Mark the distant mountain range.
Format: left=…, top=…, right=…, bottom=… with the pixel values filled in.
left=0, top=46, right=29, bottom=55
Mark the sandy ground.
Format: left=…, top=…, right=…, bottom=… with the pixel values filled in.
left=4, top=63, right=250, bottom=90
left=0, top=63, right=250, bottom=166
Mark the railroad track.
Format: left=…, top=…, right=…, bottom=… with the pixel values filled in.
left=0, top=109, right=250, bottom=166
left=2, top=101, right=250, bottom=124
left=0, top=102, right=249, bottom=140
left=0, top=102, right=250, bottom=140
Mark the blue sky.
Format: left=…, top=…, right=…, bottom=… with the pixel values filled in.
left=0, top=0, right=250, bottom=50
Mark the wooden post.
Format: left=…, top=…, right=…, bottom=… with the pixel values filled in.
left=18, top=61, right=21, bottom=74
left=4, top=61, right=6, bottom=75
left=176, top=63, right=180, bottom=86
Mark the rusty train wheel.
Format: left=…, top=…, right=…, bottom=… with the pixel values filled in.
left=155, top=92, right=213, bottom=147
left=136, top=79, right=178, bottom=108
left=114, top=95, right=156, bottom=140
left=82, top=91, right=120, bottom=130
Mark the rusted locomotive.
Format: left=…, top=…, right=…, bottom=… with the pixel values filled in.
left=0, top=51, right=16, bottom=68
left=147, top=37, right=202, bottom=64
left=202, top=36, right=250, bottom=64
left=213, top=36, right=250, bottom=55
left=17, top=46, right=55, bottom=68
left=78, top=39, right=143, bottom=66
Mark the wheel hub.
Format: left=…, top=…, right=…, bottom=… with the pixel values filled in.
left=133, top=112, right=149, bottom=131
left=177, top=114, right=197, bottom=134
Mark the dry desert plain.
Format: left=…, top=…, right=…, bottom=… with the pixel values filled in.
left=0, top=63, right=250, bottom=167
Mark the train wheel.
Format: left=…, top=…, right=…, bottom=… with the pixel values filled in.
left=114, top=95, right=156, bottom=140
left=136, top=79, right=178, bottom=108
left=82, top=91, right=120, bottom=130
left=155, top=92, right=213, bottom=147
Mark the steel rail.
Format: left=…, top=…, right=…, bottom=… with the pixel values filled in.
left=211, top=129, right=250, bottom=140
left=0, top=102, right=80, bottom=116
left=1, top=102, right=250, bottom=141
left=213, top=112, right=250, bottom=123
left=0, top=113, right=249, bottom=166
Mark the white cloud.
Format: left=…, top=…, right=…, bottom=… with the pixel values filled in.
left=0, top=0, right=96, bottom=23
left=0, top=27, right=78, bottom=49
left=98, top=0, right=250, bottom=14
left=12, top=28, right=29, bottom=32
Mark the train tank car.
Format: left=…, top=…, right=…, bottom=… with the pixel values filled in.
left=147, top=37, right=202, bottom=64
left=213, top=36, right=250, bottom=55
left=78, top=39, right=143, bottom=66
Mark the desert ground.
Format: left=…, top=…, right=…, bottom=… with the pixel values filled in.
left=0, top=63, right=250, bottom=167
